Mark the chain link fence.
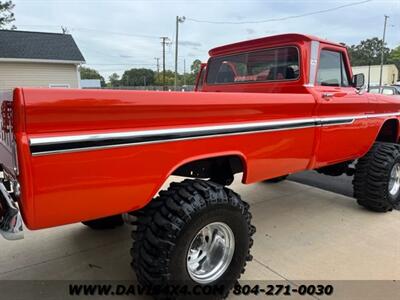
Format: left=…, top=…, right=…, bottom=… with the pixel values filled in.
left=97, top=86, right=195, bottom=92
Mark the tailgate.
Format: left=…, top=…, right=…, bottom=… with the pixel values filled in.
left=0, top=91, right=17, bottom=177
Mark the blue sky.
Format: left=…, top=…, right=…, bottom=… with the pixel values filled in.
left=11, top=0, right=400, bottom=79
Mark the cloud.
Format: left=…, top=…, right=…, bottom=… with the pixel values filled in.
left=180, top=40, right=202, bottom=48
left=187, top=52, right=199, bottom=57
left=12, top=0, right=399, bottom=79
left=246, top=28, right=256, bottom=34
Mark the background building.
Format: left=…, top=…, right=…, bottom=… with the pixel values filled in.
left=352, top=64, right=398, bottom=87
left=0, top=30, right=85, bottom=93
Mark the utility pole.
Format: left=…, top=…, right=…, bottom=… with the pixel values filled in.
left=154, top=57, right=160, bottom=76
left=368, top=61, right=371, bottom=91
left=379, top=15, right=389, bottom=90
left=154, top=57, right=160, bottom=87
left=183, top=59, right=186, bottom=86
left=160, top=37, right=170, bottom=91
left=175, top=16, right=185, bottom=91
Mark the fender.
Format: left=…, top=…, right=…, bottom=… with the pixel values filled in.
left=355, top=116, right=400, bottom=160
left=147, top=150, right=249, bottom=209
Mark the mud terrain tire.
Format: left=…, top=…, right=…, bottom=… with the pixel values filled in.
left=131, top=179, right=255, bottom=299
left=353, top=142, right=400, bottom=212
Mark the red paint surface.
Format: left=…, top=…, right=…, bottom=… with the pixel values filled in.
left=9, top=34, right=400, bottom=229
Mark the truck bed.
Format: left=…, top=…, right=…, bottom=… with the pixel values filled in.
left=12, top=88, right=317, bottom=229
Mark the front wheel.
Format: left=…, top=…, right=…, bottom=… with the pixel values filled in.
left=131, top=179, right=255, bottom=298
left=353, top=142, right=400, bottom=212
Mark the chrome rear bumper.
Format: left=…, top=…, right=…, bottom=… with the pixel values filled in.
left=0, top=181, right=23, bottom=240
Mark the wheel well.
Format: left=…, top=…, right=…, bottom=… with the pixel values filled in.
left=376, top=119, right=399, bottom=143
left=172, top=155, right=244, bottom=184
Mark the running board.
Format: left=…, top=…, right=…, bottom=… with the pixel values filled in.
left=0, top=182, right=24, bottom=240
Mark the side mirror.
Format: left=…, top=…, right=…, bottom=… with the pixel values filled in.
left=352, top=73, right=364, bottom=89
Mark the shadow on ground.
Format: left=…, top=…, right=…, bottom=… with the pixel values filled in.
left=289, top=171, right=354, bottom=198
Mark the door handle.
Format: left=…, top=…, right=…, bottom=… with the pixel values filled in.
left=322, top=93, right=334, bottom=100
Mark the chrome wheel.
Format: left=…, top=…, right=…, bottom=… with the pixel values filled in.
left=186, top=222, right=235, bottom=284
left=388, top=163, right=400, bottom=197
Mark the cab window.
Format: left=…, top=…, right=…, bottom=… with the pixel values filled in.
left=317, top=50, right=350, bottom=87
left=196, top=66, right=206, bottom=91
left=206, top=47, right=299, bottom=85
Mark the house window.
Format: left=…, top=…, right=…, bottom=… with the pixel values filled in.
left=49, top=84, right=70, bottom=88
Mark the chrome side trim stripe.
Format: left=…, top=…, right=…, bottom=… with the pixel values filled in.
left=30, top=118, right=318, bottom=155
left=29, top=113, right=400, bottom=155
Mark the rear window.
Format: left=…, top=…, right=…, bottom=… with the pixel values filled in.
left=206, top=47, right=299, bottom=85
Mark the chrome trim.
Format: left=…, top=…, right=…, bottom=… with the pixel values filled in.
left=29, top=112, right=400, bottom=156
left=308, top=41, right=320, bottom=87
left=30, top=118, right=317, bottom=155
left=186, top=222, right=235, bottom=284
left=389, top=163, right=400, bottom=197
left=31, top=118, right=316, bottom=146
left=367, top=112, right=400, bottom=118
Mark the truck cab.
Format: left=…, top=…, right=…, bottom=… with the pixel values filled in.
left=195, top=33, right=364, bottom=94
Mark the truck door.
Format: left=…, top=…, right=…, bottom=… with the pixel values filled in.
left=314, top=48, right=373, bottom=167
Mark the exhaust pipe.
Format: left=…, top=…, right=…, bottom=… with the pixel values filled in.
left=0, top=181, right=23, bottom=240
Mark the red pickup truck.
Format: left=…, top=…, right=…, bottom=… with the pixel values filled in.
left=1, top=33, right=399, bottom=296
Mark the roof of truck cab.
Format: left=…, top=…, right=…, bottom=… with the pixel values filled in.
left=208, top=33, right=345, bottom=56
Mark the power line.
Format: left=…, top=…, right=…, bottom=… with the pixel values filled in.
left=16, top=24, right=160, bottom=39
left=186, top=0, right=373, bottom=24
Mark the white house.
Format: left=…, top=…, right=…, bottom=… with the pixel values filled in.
left=352, top=64, right=398, bottom=87
left=0, top=30, right=85, bottom=93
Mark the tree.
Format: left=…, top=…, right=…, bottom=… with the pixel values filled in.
left=190, top=59, right=202, bottom=75
left=154, top=69, right=181, bottom=87
left=121, top=68, right=155, bottom=86
left=108, top=73, right=120, bottom=87
left=347, top=37, right=390, bottom=66
left=388, top=46, right=400, bottom=79
left=0, top=1, right=16, bottom=29
left=79, top=66, right=106, bottom=87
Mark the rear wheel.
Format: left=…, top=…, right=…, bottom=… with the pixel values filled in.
left=82, top=214, right=124, bottom=230
left=353, top=142, right=400, bottom=212
left=131, top=179, right=255, bottom=299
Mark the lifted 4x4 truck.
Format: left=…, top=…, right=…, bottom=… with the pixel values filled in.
left=1, top=33, right=400, bottom=297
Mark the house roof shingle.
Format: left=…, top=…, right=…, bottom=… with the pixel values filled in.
left=0, top=30, right=85, bottom=63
